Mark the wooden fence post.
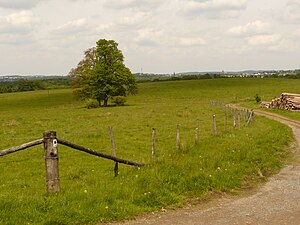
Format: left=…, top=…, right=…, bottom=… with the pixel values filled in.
left=212, top=114, right=217, bottom=136
left=233, top=111, right=236, bottom=128
left=176, top=125, right=180, bottom=150
left=238, top=112, right=241, bottom=129
left=246, top=110, right=254, bottom=126
left=195, top=117, right=199, bottom=144
left=224, top=111, right=227, bottom=132
left=43, top=131, right=60, bottom=193
left=109, top=126, right=118, bottom=177
left=152, top=128, right=156, bottom=160
left=243, top=109, right=247, bottom=124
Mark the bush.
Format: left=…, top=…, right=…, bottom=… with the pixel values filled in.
left=85, top=99, right=99, bottom=109
left=112, top=96, right=127, bottom=106
left=255, top=94, right=261, bottom=103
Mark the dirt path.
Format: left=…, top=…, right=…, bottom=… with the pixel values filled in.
left=106, top=110, right=300, bottom=225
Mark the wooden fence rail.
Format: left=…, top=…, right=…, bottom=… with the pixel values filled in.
left=57, top=138, right=145, bottom=167
left=0, top=131, right=145, bottom=193
left=0, top=139, right=43, bottom=156
left=0, top=105, right=255, bottom=193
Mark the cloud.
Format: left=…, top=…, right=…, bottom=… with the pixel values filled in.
left=0, top=10, right=40, bottom=33
left=182, top=0, right=248, bottom=18
left=53, top=18, right=89, bottom=35
left=286, top=1, right=300, bottom=23
left=0, top=0, right=45, bottom=9
left=104, top=0, right=162, bottom=11
left=134, top=28, right=164, bottom=47
left=227, top=20, right=270, bottom=36
left=177, top=37, right=206, bottom=47
left=117, top=12, right=150, bottom=27
left=246, top=34, right=282, bottom=46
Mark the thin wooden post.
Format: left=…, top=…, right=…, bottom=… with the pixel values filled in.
left=43, top=131, right=60, bottom=193
left=246, top=110, right=250, bottom=124
left=246, top=110, right=254, bottom=126
left=195, top=117, right=199, bottom=144
left=238, top=112, right=241, bottom=129
left=176, top=125, right=180, bottom=150
left=212, top=114, right=217, bottom=136
left=233, top=111, right=236, bottom=128
left=109, top=126, right=118, bottom=177
left=152, top=128, right=156, bottom=160
left=252, top=110, right=255, bottom=122
left=224, top=111, right=227, bottom=132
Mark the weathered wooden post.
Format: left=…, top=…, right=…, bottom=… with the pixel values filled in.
left=238, top=112, right=241, bottom=129
left=176, top=125, right=180, bottom=150
left=243, top=109, right=247, bottom=124
left=109, top=126, right=118, bottom=177
left=252, top=110, right=255, bottom=122
left=212, top=114, right=217, bottom=136
left=233, top=111, right=236, bottom=128
left=43, top=131, right=60, bottom=193
left=224, top=111, right=227, bottom=132
left=152, top=128, right=156, bottom=160
left=246, top=110, right=254, bottom=126
left=195, top=118, right=199, bottom=144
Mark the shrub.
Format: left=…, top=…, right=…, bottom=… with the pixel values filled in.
left=112, top=96, right=127, bottom=106
left=255, top=94, right=261, bottom=103
left=85, top=99, right=99, bottom=109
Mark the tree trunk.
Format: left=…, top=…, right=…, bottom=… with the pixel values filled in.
left=104, top=100, right=108, bottom=107
left=103, top=93, right=109, bottom=107
left=97, top=99, right=102, bottom=107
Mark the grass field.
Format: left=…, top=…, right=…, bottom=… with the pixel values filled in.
left=0, top=78, right=299, bottom=224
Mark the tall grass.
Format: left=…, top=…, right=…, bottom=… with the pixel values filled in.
left=0, top=78, right=299, bottom=224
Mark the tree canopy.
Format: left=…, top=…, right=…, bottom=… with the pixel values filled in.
left=69, top=39, right=137, bottom=107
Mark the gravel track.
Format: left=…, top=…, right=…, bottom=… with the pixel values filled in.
left=106, top=110, right=300, bottom=225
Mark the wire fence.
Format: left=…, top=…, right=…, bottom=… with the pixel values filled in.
left=0, top=102, right=256, bottom=193
left=0, top=102, right=255, bottom=165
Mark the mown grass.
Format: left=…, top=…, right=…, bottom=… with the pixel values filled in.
left=0, top=78, right=299, bottom=224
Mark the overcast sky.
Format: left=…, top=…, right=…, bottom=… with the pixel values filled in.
left=0, top=0, right=299, bottom=75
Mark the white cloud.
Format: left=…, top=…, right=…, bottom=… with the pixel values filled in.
left=53, top=18, right=88, bottom=34
left=292, top=29, right=300, bottom=38
left=182, top=0, right=248, bottom=18
left=246, top=34, right=282, bottom=46
left=0, top=0, right=299, bottom=75
left=0, top=0, right=45, bottom=9
left=117, top=12, right=150, bottom=26
left=286, top=1, right=300, bottom=23
left=196, top=0, right=247, bottom=11
left=0, top=10, right=40, bottom=33
left=177, top=37, right=206, bottom=47
left=228, top=20, right=270, bottom=36
left=134, top=28, right=164, bottom=47
left=104, top=0, right=162, bottom=11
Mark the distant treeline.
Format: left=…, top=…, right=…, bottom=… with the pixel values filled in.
left=0, top=78, right=72, bottom=94
left=1, top=72, right=299, bottom=94
left=279, top=73, right=300, bottom=79
left=136, top=72, right=300, bottom=83
left=136, top=73, right=224, bottom=83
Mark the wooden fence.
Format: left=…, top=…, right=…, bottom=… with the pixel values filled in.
left=0, top=104, right=255, bottom=193
left=0, top=131, right=144, bottom=193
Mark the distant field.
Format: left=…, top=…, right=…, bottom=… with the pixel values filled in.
left=0, top=78, right=299, bottom=224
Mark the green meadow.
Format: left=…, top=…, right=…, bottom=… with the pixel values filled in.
left=0, top=78, right=299, bottom=224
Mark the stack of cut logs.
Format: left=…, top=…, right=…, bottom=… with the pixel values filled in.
left=261, top=93, right=300, bottom=111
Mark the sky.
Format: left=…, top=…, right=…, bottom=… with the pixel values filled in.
left=0, top=0, right=299, bottom=75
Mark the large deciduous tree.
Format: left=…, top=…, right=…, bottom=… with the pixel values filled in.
left=69, top=39, right=137, bottom=107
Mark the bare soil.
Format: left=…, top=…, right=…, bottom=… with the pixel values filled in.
left=105, top=109, right=300, bottom=225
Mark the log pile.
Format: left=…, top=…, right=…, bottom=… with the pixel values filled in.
left=261, top=93, right=300, bottom=111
